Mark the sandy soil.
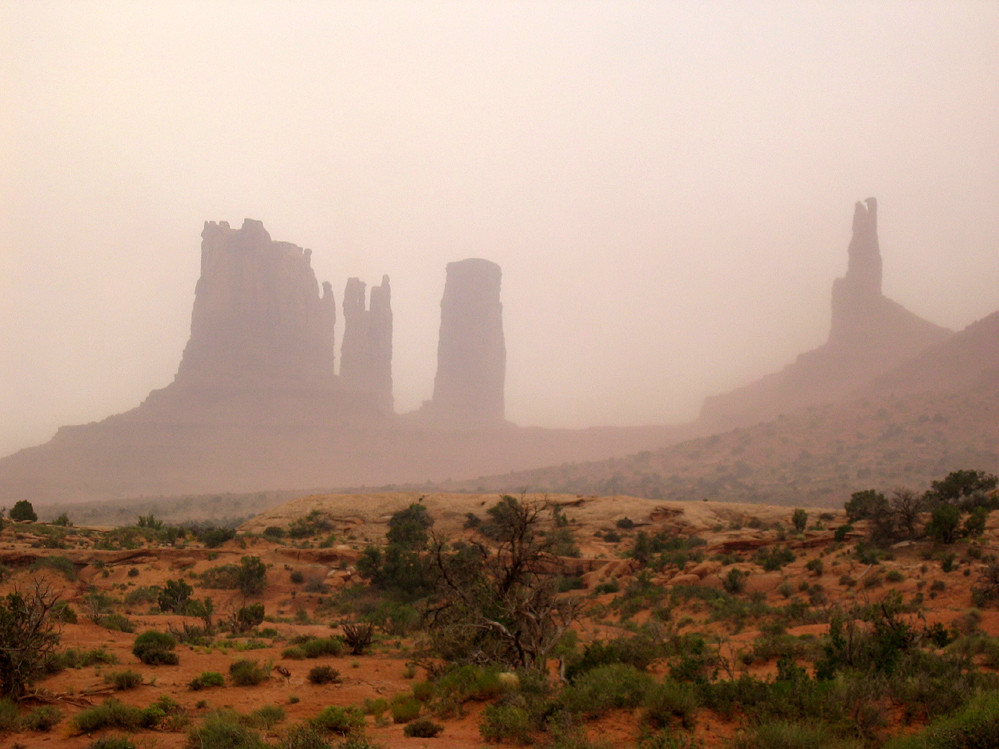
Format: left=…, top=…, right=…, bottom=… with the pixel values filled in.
left=1, top=491, right=997, bottom=748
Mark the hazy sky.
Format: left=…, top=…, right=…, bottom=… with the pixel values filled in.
left=2, top=1, right=998, bottom=457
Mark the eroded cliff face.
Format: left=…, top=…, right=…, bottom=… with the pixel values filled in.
left=700, top=199, right=952, bottom=428
left=423, top=258, right=506, bottom=426
left=174, top=219, right=336, bottom=390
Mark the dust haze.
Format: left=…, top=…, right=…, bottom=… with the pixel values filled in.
left=2, top=1, right=998, bottom=457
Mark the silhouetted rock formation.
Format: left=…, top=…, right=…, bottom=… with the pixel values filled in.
left=700, top=198, right=952, bottom=428
left=340, top=276, right=393, bottom=413
left=423, top=259, right=506, bottom=426
left=174, top=219, right=336, bottom=390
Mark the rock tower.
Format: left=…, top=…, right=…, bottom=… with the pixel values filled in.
left=699, top=198, right=951, bottom=428
left=426, top=258, right=506, bottom=426
left=174, top=219, right=336, bottom=390
left=340, top=276, right=394, bottom=413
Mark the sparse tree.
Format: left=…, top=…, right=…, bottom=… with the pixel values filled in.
left=426, top=496, right=582, bottom=670
left=791, top=509, right=808, bottom=532
left=927, top=503, right=961, bottom=545
left=889, top=488, right=924, bottom=539
left=0, top=580, right=62, bottom=698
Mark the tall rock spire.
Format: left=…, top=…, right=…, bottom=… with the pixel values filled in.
left=425, top=258, right=506, bottom=426
left=699, top=198, right=951, bottom=428
left=340, top=276, right=393, bottom=413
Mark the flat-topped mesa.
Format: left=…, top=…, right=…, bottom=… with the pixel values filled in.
left=425, top=258, right=506, bottom=426
left=174, top=218, right=336, bottom=390
left=339, top=275, right=393, bottom=413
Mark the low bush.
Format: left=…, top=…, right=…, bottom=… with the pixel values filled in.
left=247, top=704, right=286, bottom=730
left=560, top=664, right=654, bottom=717
left=72, top=699, right=145, bottom=733
left=404, top=717, right=444, bottom=738
left=341, top=622, right=374, bottom=655
left=642, top=679, right=698, bottom=730
left=189, top=671, right=225, bottom=690
left=186, top=709, right=267, bottom=749
left=23, top=705, right=63, bottom=731
left=731, top=719, right=862, bottom=749
left=229, top=659, right=270, bottom=686
left=132, top=630, right=178, bottom=665
left=390, top=695, right=422, bottom=724
left=307, top=665, right=341, bottom=685
left=883, top=685, right=999, bottom=748
left=282, top=646, right=307, bottom=660
left=87, top=737, right=136, bottom=749
left=281, top=722, right=332, bottom=749
left=312, top=705, right=364, bottom=735
left=300, top=636, right=344, bottom=659
left=105, top=670, right=143, bottom=690
left=479, top=702, right=532, bottom=744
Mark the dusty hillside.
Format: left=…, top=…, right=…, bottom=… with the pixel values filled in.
left=450, top=382, right=999, bottom=506
left=1, top=489, right=999, bottom=747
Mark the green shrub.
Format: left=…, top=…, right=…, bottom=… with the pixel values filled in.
left=23, top=704, right=63, bottom=731
left=51, top=600, right=78, bottom=623
left=282, top=646, right=307, bottom=660
left=281, top=722, right=332, bottom=749
left=883, top=689, right=999, bottom=748
left=754, top=546, right=795, bottom=571
left=404, top=717, right=444, bottom=738
left=247, top=704, right=285, bottom=730
left=927, top=504, right=961, bottom=545
left=189, top=671, right=225, bottom=690
left=307, top=665, right=341, bottom=685
left=94, top=612, right=136, bottom=633
left=290, top=570, right=305, bottom=584
left=791, top=509, right=808, bottom=532
left=566, top=634, right=663, bottom=679
left=132, top=630, right=178, bottom=665
left=236, top=603, right=265, bottom=631
left=105, top=670, right=142, bottom=690
left=186, top=710, right=267, bottom=749
left=157, top=579, right=193, bottom=613
left=312, top=705, right=364, bottom=734
left=732, top=719, right=862, bottom=749
left=228, top=659, right=270, bottom=686
left=30, top=554, right=76, bottom=580
left=72, top=698, right=145, bottom=733
left=87, top=737, right=136, bottom=749
left=560, top=664, right=654, bottom=717
left=301, top=636, right=343, bottom=658
left=479, top=703, right=531, bottom=744
left=0, top=698, right=19, bottom=731
left=390, top=695, right=422, bottom=724
left=642, top=679, right=699, bottom=729
left=11, top=500, right=37, bottom=522
left=723, top=568, right=748, bottom=594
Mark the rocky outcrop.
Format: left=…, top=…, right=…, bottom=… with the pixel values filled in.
left=339, top=276, right=393, bottom=414
left=700, top=199, right=952, bottom=428
left=174, top=219, right=336, bottom=390
left=423, top=259, right=506, bottom=426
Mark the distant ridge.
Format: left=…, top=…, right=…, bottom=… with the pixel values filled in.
left=453, top=308, right=999, bottom=506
